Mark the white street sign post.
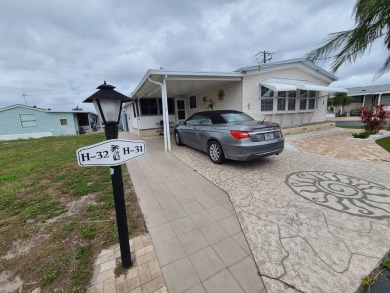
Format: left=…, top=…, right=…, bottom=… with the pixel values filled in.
left=76, top=139, right=145, bottom=167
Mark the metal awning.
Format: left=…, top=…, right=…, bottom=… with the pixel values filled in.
left=296, top=84, right=348, bottom=93
left=259, top=82, right=297, bottom=92
left=260, top=81, right=348, bottom=93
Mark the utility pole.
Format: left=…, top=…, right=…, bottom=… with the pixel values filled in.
left=255, top=51, right=273, bottom=64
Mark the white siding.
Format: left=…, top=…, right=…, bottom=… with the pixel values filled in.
left=135, top=115, right=176, bottom=130
left=188, top=81, right=243, bottom=116
left=243, top=66, right=332, bottom=127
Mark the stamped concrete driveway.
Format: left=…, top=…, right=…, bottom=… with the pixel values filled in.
left=171, top=129, right=390, bottom=293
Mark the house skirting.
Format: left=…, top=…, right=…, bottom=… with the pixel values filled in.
left=0, top=132, right=53, bottom=141
left=282, top=122, right=335, bottom=136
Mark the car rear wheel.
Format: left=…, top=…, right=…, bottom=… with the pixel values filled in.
left=208, top=141, right=225, bottom=164
left=175, top=131, right=183, bottom=146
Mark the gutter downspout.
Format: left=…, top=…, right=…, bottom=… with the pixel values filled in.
left=147, top=76, right=171, bottom=151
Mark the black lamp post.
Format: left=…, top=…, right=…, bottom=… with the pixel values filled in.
left=83, top=81, right=132, bottom=268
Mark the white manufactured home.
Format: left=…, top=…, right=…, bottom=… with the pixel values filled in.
left=123, top=58, right=347, bottom=149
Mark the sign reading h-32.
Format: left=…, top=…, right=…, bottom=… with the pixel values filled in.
left=76, top=139, right=146, bottom=166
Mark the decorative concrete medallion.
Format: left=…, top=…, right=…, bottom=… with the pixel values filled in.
left=285, top=171, right=390, bottom=219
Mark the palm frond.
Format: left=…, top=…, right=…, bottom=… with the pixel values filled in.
left=306, top=0, right=390, bottom=77
left=375, top=54, right=390, bottom=79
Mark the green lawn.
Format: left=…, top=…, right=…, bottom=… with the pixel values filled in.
left=376, top=136, right=390, bottom=153
left=0, top=133, right=144, bottom=292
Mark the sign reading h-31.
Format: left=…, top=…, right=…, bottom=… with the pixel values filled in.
left=76, top=139, right=146, bottom=166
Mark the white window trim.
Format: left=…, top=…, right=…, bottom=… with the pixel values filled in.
left=259, top=87, right=320, bottom=113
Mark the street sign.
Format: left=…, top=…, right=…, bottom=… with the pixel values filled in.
left=76, top=139, right=146, bottom=166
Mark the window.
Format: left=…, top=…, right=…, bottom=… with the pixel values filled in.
left=167, top=98, right=175, bottom=114
left=19, top=114, right=37, bottom=128
left=300, top=98, right=307, bottom=110
left=308, top=99, right=316, bottom=109
left=261, top=86, right=274, bottom=97
left=277, top=98, right=286, bottom=111
left=140, top=99, right=151, bottom=115
left=277, top=90, right=296, bottom=111
left=158, top=98, right=175, bottom=114
left=381, top=94, right=390, bottom=106
left=260, top=85, right=274, bottom=112
left=60, top=119, right=68, bottom=125
left=149, top=99, right=158, bottom=114
left=308, top=91, right=317, bottom=110
left=140, top=98, right=175, bottom=115
left=261, top=99, right=274, bottom=111
left=351, top=95, right=364, bottom=103
left=288, top=98, right=296, bottom=111
left=189, top=95, right=197, bottom=109
left=299, top=90, right=316, bottom=110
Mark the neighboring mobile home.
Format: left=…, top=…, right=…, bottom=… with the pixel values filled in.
left=0, top=104, right=99, bottom=140
left=123, top=58, right=347, bottom=149
left=342, top=84, right=390, bottom=114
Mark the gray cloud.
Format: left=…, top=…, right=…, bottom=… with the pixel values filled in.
left=0, top=0, right=389, bottom=111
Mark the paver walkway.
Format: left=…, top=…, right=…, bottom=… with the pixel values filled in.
left=289, top=129, right=390, bottom=163
left=90, top=128, right=390, bottom=292
left=119, top=132, right=265, bottom=293
left=172, top=129, right=390, bottom=293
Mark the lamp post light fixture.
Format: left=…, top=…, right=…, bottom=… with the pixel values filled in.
left=83, top=81, right=133, bottom=268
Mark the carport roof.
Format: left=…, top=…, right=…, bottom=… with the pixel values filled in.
left=129, top=69, right=243, bottom=99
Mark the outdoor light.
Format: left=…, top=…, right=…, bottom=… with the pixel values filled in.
left=83, top=82, right=133, bottom=268
left=84, top=81, right=130, bottom=125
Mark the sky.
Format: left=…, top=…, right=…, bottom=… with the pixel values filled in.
left=0, top=0, right=389, bottom=112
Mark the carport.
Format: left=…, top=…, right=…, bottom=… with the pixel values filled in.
left=127, top=70, right=243, bottom=151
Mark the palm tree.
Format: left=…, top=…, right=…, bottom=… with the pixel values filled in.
left=306, top=0, right=390, bottom=78
left=331, top=93, right=352, bottom=116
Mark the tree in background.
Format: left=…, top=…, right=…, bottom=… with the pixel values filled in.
left=306, top=0, right=390, bottom=78
left=330, top=92, right=352, bottom=116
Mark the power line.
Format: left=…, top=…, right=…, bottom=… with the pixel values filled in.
left=0, top=57, right=145, bottom=75
left=272, top=40, right=325, bottom=54
left=0, top=86, right=94, bottom=92
left=255, top=51, right=273, bottom=64
left=0, top=63, right=143, bottom=77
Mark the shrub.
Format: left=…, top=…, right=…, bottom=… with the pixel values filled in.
left=350, top=109, right=360, bottom=116
left=357, top=104, right=389, bottom=134
left=352, top=131, right=372, bottom=139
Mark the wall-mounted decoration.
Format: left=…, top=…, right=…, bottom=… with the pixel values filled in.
left=217, top=89, right=225, bottom=101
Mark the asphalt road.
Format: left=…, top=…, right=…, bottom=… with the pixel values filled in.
left=335, top=120, right=364, bottom=127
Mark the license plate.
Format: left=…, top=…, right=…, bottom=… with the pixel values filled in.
left=264, top=133, right=274, bottom=140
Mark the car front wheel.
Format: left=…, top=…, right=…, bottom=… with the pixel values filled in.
left=208, top=141, right=225, bottom=164
left=175, top=131, right=183, bottom=146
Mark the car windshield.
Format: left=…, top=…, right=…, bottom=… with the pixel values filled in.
left=221, top=113, right=254, bottom=123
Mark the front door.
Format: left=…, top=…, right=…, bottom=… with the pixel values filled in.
left=176, top=99, right=186, bottom=121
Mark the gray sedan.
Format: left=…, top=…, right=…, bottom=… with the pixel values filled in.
left=174, top=110, right=284, bottom=164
